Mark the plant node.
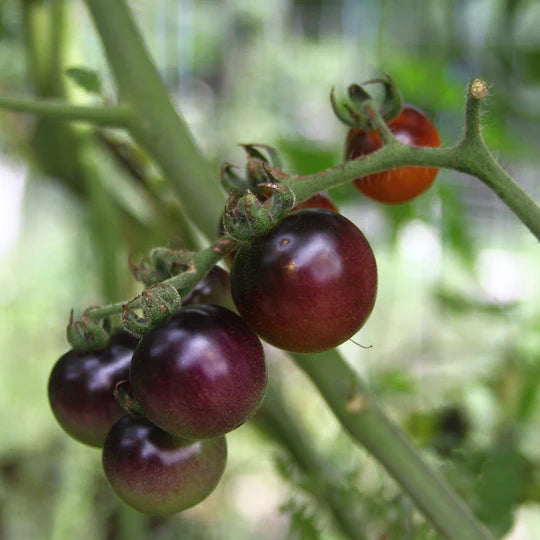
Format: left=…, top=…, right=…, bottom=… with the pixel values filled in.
left=222, top=183, right=296, bottom=242
left=470, top=78, right=489, bottom=99
left=122, top=283, right=181, bottom=336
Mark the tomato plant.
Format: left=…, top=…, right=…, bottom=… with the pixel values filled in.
left=102, top=415, right=227, bottom=515
left=346, top=105, right=441, bottom=203
left=5, top=0, right=537, bottom=535
left=230, top=209, right=377, bottom=353
left=48, top=330, right=138, bottom=447
left=130, top=304, right=267, bottom=439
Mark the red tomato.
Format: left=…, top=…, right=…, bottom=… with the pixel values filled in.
left=230, top=209, right=377, bottom=353
left=346, top=105, right=441, bottom=204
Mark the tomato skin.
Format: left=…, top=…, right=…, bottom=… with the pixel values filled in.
left=130, top=305, right=267, bottom=440
left=230, top=209, right=377, bottom=353
left=102, top=416, right=227, bottom=515
left=346, top=105, right=441, bottom=204
left=293, top=192, right=337, bottom=212
left=48, top=330, right=138, bottom=447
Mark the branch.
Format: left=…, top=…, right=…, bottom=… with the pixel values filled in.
left=284, top=146, right=540, bottom=242
left=0, top=95, right=131, bottom=126
left=256, top=378, right=367, bottom=539
left=283, top=78, right=540, bottom=241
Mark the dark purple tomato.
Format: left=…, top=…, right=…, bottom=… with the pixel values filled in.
left=182, top=266, right=236, bottom=312
left=230, top=209, right=377, bottom=353
left=48, top=330, right=138, bottom=447
left=130, top=305, right=267, bottom=440
left=346, top=105, right=441, bottom=203
left=103, top=416, right=227, bottom=515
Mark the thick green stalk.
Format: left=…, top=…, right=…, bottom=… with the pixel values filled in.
left=293, top=349, right=494, bottom=540
left=83, top=0, right=224, bottom=240
left=257, top=379, right=366, bottom=539
left=22, top=0, right=53, bottom=96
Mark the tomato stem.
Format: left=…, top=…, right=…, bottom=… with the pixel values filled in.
left=0, top=95, right=132, bottom=126
left=84, top=237, right=238, bottom=323
left=285, top=80, right=540, bottom=241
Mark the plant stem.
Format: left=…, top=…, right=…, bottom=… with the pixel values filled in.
left=85, top=237, right=237, bottom=321
left=0, top=95, right=131, bottom=126
left=83, top=0, right=224, bottom=240
left=22, top=0, right=53, bottom=96
left=5, top=82, right=538, bottom=239
left=292, top=349, right=494, bottom=540
left=285, top=79, right=540, bottom=241
left=284, top=141, right=540, bottom=241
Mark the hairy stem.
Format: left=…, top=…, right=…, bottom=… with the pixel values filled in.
left=284, top=142, right=540, bottom=241
left=285, top=79, right=540, bottom=240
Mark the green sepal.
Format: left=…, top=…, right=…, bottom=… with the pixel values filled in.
left=220, top=162, right=249, bottom=193
left=242, top=144, right=283, bottom=187
left=122, top=283, right=182, bottom=336
left=222, top=183, right=296, bottom=242
left=114, top=379, right=145, bottom=417
left=66, top=310, right=110, bottom=351
left=362, top=73, right=404, bottom=122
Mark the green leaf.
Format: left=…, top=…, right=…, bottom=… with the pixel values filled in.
left=65, top=67, right=102, bottom=95
left=474, top=446, right=531, bottom=536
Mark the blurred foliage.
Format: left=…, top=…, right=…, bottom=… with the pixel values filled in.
left=0, top=0, right=540, bottom=538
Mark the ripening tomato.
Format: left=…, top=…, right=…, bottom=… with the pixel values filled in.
left=346, top=105, right=441, bottom=204
left=48, top=330, right=138, bottom=447
left=130, top=305, right=267, bottom=440
left=102, top=416, right=227, bottom=514
left=230, top=209, right=377, bottom=353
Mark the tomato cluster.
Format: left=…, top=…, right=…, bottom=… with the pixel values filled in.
left=49, top=204, right=380, bottom=514
left=48, top=272, right=267, bottom=514
left=51, top=94, right=440, bottom=511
